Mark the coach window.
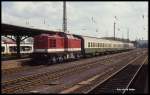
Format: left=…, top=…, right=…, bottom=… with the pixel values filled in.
left=100, top=43, right=101, bottom=47
left=109, top=44, right=111, bottom=47
left=90, top=42, right=91, bottom=47
left=114, top=44, right=116, bottom=47
left=90, top=43, right=91, bottom=47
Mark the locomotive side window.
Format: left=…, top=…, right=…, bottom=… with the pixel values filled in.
left=50, top=39, right=56, bottom=48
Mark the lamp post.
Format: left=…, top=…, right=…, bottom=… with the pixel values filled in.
left=114, top=16, right=118, bottom=40
left=63, top=1, right=67, bottom=33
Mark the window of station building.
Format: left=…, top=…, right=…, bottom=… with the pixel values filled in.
left=2, top=46, right=5, bottom=52
left=21, top=46, right=32, bottom=51
left=88, top=42, right=90, bottom=47
left=9, top=46, right=17, bottom=52
left=50, top=39, right=56, bottom=48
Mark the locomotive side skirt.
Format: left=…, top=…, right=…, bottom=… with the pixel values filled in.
left=34, top=48, right=81, bottom=53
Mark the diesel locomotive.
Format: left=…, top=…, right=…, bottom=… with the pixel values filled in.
left=32, top=32, right=135, bottom=63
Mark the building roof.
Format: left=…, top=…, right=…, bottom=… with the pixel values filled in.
left=2, top=23, right=61, bottom=36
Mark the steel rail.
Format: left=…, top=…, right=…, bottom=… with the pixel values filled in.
left=84, top=53, right=146, bottom=94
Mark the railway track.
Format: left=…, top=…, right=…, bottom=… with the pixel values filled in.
left=2, top=50, right=131, bottom=75
left=2, top=49, right=139, bottom=76
left=2, top=49, right=144, bottom=94
left=125, top=59, right=148, bottom=94
left=2, top=65, right=46, bottom=76
left=86, top=54, right=148, bottom=94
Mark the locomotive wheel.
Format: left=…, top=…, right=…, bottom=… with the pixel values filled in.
left=63, top=56, right=67, bottom=62
left=57, top=56, right=61, bottom=63
left=58, top=56, right=63, bottom=63
left=47, top=57, right=52, bottom=64
left=52, top=56, right=57, bottom=64
left=77, top=54, right=81, bottom=59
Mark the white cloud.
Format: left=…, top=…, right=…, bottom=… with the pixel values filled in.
left=2, top=1, right=148, bottom=40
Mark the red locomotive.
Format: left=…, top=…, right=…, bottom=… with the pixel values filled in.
left=32, top=32, right=81, bottom=63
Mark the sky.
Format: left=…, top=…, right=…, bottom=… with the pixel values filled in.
left=2, top=1, right=148, bottom=41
